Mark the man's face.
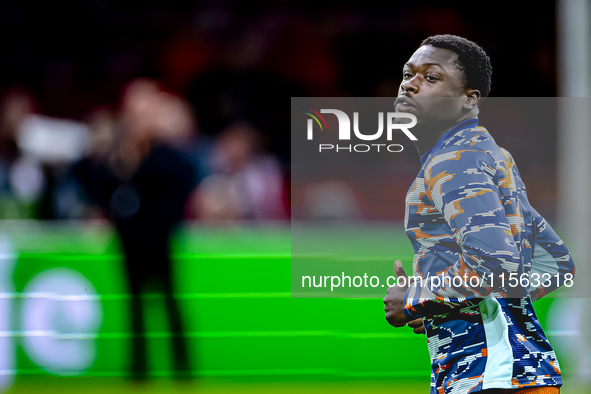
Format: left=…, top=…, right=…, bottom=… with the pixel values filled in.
left=395, top=45, right=469, bottom=127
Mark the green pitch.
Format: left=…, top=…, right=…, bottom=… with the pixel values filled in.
left=0, top=222, right=562, bottom=393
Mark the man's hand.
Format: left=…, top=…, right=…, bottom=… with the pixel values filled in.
left=383, top=260, right=413, bottom=327
left=408, top=318, right=426, bottom=335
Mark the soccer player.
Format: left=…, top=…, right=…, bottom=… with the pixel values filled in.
left=383, top=35, right=575, bottom=394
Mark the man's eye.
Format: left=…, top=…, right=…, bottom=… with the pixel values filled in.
left=403, top=73, right=413, bottom=80
left=426, top=75, right=439, bottom=82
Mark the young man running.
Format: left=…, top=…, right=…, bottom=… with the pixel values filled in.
left=383, top=35, right=575, bottom=394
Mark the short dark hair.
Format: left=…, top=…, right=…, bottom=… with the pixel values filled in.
left=420, top=35, right=492, bottom=98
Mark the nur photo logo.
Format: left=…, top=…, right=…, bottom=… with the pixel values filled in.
left=303, top=107, right=418, bottom=153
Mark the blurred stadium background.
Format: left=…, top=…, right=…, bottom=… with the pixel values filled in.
left=0, top=0, right=589, bottom=393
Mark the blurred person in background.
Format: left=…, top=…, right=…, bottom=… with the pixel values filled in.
left=0, top=87, right=91, bottom=220
left=195, top=122, right=285, bottom=222
left=74, top=78, right=198, bottom=380
left=0, top=88, right=45, bottom=218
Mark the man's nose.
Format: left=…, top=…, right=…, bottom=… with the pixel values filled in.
left=400, top=77, right=419, bottom=94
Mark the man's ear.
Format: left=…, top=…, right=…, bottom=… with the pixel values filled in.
left=464, top=89, right=481, bottom=109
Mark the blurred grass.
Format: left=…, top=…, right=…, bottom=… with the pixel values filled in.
left=7, top=376, right=429, bottom=394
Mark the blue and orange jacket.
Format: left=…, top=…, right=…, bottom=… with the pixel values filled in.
left=403, top=118, right=575, bottom=393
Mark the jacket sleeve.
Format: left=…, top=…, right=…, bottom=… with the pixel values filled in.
left=403, top=149, right=522, bottom=320
left=528, top=210, right=576, bottom=300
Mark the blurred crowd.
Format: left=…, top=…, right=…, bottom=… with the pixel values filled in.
left=0, top=1, right=559, bottom=222
left=0, top=81, right=287, bottom=222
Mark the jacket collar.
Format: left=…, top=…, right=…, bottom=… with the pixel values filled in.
left=419, top=118, right=479, bottom=166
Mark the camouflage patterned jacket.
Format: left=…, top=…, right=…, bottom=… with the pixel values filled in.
left=403, top=118, right=575, bottom=393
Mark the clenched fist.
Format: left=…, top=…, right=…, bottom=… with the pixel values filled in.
left=383, top=260, right=414, bottom=327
